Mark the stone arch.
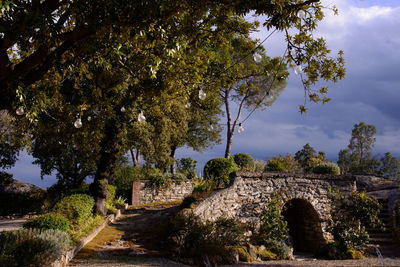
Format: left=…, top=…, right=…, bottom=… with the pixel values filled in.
left=282, top=198, right=326, bottom=253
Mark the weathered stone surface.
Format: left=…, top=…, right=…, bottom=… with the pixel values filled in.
left=131, top=180, right=193, bottom=205
left=192, top=172, right=357, bottom=252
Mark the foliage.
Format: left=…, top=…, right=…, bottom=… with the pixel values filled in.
left=165, top=213, right=244, bottom=264
left=109, top=164, right=145, bottom=202
left=295, top=144, right=327, bottom=173
left=68, top=215, right=104, bottom=244
left=265, top=153, right=300, bottom=172
left=328, top=190, right=383, bottom=252
left=0, top=228, right=70, bottom=267
left=0, top=171, right=13, bottom=186
left=313, top=162, right=340, bottom=175
left=376, top=152, right=400, bottom=180
left=203, top=157, right=238, bottom=189
left=177, top=158, right=198, bottom=179
left=262, top=239, right=292, bottom=260
left=53, top=194, right=95, bottom=228
left=23, top=213, right=69, bottom=232
left=147, top=171, right=186, bottom=189
left=192, top=177, right=217, bottom=193
left=338, top=122, right=380, bottom=174
left=114, top=196, right=127, bottom=208
left=0, top=191, right=46, bottom=216
left=258, top=197, right=288, bottom=242
left=0, top=110, right=27, bottom=169
left=254, top=160, right=267, bottom=172
left=233, top=153, right=255, bottom=172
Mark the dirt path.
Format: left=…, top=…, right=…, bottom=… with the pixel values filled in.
left=68, top=202, right=400, bottom=267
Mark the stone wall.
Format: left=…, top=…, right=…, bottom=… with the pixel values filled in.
left=131, top=179, right=193, bottom=205
left=192, top=172, right=356, bottom=246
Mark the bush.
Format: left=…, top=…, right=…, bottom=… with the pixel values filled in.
left=203, top=157, right=237, bottom=189
left=254, top=160, right=267, bottom=172
left=313, top=162, right=340, bottom=175
left=0, top=171, right=13, bottom=186
left=327, top=190, right=383, bottom=253
left=263, top=239, right=292, bottom=260
left=109, top=166, right=145, bottom=202
left=166, top=213, right=244, bottom=265
left=258, top=197, right=288, bottom=242
left=0, top=229, right=70, bottom=267
left=106, top=184, right=116, bottom=206
left=265, top=154, right=300, bottom=173
left=177, top=158, right=197, bottom=179
left=232, top=153, right=255, bottom=171
left=53, top=194, right=94, bottom=228
left=23, top=213, right=69, bottom=232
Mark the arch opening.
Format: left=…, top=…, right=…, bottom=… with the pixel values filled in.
left=282, top=198, right=325, bottom=254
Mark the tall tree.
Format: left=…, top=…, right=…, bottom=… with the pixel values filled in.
left=377, top=152, right=400, bottom=180
left=338, top=122, right=380, bottom=174
left=294, top=143, right=326, bottom=173
left=219, top=37, right=288, bottom=158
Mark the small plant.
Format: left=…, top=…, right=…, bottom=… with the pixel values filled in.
left=232, top=153, right=255, bottom=171
left=258, top=196, right=288, bottom=242
left=177, top=157, right=197, bottom=179
left=313, top=162, right=340, bottom=175
left=23, top=213, right=69, bottom=232
left=0, top=228, right=70, bottom=267
left=114, top=196, right=127, bottom=208
left=53, top=194, right=94, bottom=228
left=203, top=157, right=237, bottom=189
left=254, top=160, right=267, bottom=172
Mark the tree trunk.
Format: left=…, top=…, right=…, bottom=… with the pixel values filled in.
left=170, top=145, right=177, bottom=174
left=91, top=116, right=121, bottom=216
left=225, top=130, right=234, bottom=158
left=130, top=148, right=140, bottom=166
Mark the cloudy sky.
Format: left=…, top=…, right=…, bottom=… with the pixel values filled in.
left=9, top=0, right=400, bottom=187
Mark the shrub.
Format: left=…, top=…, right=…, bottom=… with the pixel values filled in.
left=265, top=154, right=300, bottom=173
left=203, top=157, right=237, bottom=189
left=0, top=229, right=70, bottom=267
left=148, top=172, right=172, bottom=189
left=258, top=197, right=288, bottom=242
left=166, top=213, right=244, bottom=265
left=53, top=194, right=94, bottom=228
left=327, top=190, right=383, bottom=253
left=232, top=153, right=255, bottom=171
left=263, top=239, right=292, bottom=260
left=109, top=166, right=145, bottom=202
left=23, top=213, right=69, bottom=232
left=106, top=184, right=116, bottom=206
left=177, top=158, right=197, bottom=179
left=313, top=162, right=340, bottom=175
left=254, top=160, right=267, bottom=172
left=0, top=171, right=13, bottom=186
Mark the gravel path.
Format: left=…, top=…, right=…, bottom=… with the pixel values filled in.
left=68, top=203, right=400, bottom=267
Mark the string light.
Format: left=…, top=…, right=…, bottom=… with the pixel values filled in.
left=138, top=111, right=146, bottom=122
left=253, top=53, right=262, bottom=63
left=120, top=106, right=126, bottom=112
left=199, top=88, right=206, bottom=100
left=209, top=123, right=214, bottom=131
left=74, top=117, right=83, bottom=128
left=185, top=103, right=191, bottom=108
left=297, top=10, right=306, bottom=19
left=238, top=123, right=244, bottom=133
left=294, top=65, right=302, bottom=75
left=87, top=116, right=92, bottom=121
left=16, top=106, right=24, bottom=116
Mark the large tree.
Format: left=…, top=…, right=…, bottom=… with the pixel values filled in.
left=3, top=1, right=345, bottom=214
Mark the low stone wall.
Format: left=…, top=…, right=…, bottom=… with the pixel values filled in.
left=131, top=179, right=194, bottom=205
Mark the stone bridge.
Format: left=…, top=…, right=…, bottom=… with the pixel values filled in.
left=192, top=172, right=356, bottom=253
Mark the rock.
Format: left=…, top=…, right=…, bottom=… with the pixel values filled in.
left=256, top=245, right=277, bottom=260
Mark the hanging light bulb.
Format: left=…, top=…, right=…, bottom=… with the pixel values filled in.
left=294, top=65, right=302, bottom=75
left=138, top=111, right=146, bottom=122
left=253, top=53, right=262, bottom=63
left=209, top=123, right=214, bottom=131
left=87, top=116, right=92, bottom=121
left=297, top=10, right=306, bottom=19
left=199, top=88, right=206, bottom=100
left=74, top=118, right=83, bottom=128
left=238, top=123, right=244, bottom=134
left=120, top=106, right=126, bottom=112
left=185, top=103, right=191, bottom=109
left=16, top=106, right=24, bottom=116
left=290, top=48, right=296, bottom=56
